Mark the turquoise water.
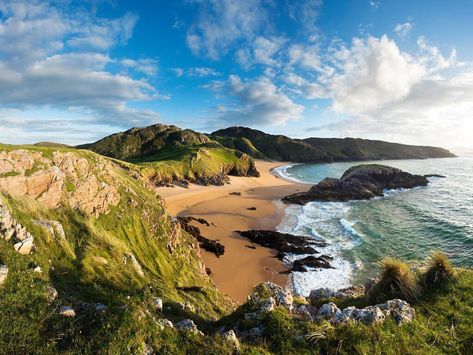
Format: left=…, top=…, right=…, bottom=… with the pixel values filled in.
left=275, top=156, right=473, bottom=295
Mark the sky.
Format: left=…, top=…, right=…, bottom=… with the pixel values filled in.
left=0, top=0, right=472, bottom=150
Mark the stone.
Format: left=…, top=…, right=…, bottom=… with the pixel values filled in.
left=315, top=302, right=341, bottom=322
left=13, top=236, right=35, bottom=254
left=152, top=297, right=163, bottom=312
left=260, top=297, right=276, bottom=313
left=222, top=330, right=240, bottom=349
left=156, top=318, right=174, bottom=329
left=123, top=253, right=144, bottom=276
left=46, top=285, right=58, bottom=302
left=0, top=264, right=8, bottom=286
left=175, top=319, right=203, bottom=335
left=309, top=288, right=336, bottom=303
left=59, top=305, right=76, bottom=317
left=249, top=282, right=294, bottom=311
left=295, top=304, right=318, bottom=320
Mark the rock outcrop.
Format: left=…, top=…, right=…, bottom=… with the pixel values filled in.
left=1, top=197, right=36, bottom=254
left=0, top=264, right=8, bottom=286
left=177, top=217, right=225, bottom=257
left=284, top=165, right=429, bottom=204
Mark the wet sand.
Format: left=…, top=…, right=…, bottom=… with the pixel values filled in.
left=155, top=160, right=308, bottom=303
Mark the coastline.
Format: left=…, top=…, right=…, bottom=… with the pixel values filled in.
left=155, top=160, right=308, bottom=302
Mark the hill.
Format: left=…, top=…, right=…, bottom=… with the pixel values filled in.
left=78, top=124, right=259, bottom=186
left=211, top=126, right=456, bottom=163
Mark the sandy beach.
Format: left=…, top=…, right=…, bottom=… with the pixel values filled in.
left=156, top=160, right=308, bottom=302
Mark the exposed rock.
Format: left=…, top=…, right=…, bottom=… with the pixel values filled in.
left=175, top=319, right=203, bottom=335
left=13, top=236, right=35, bottom=255
left=59, top=305, right=76, bottom=317
left=46, top=285, right=58, bottom=302
left=424, top=174, right=446, bottom=179
left=156, top=318, right=174, bottom=329
left=315, top=299, right=415, bottom=326
left=229, top=192, right=242, bottom=196
left=246, top=207, right=257, bottom=211
left=152, top=297, right=163, bottom=312
left=290, top=255, right=333, bottom=272
left=309, top=285, right=366, bottom=303
left=123, top=253, right=145, bottom=277
left=177, top=217, right=225, bottom=257
left=236, top=230, right=326, bottom=260
left=222, top=330, right=240, bottom=350
left=294, top=304, right=318, bottom=320
left=0, top=264, right=8, bottom=286
left=249, top=282, right=294, bottom=311
left=284, top=165, right=429, bottom=204
left=34, top=220, right=66, bottom=241
left=260, top=297, right=276, bottom=313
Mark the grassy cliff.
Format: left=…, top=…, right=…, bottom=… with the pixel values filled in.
left=212, top=126, right=456, bottom=163
left=79, top=124, right=259, bottom=185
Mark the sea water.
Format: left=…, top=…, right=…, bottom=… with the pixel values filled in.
left=275, top=155, right=473, bottom=296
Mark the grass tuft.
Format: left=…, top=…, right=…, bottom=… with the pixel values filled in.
left=369, top=257, right=421, bottom=303
left=424, top=252, right=455, bottom=288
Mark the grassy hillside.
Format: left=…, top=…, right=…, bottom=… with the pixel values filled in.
left=212, top=126, right=456, bottom=163
left=0, top=145, right=472, bottom=353
left=79, top=124, right=259, bottom=185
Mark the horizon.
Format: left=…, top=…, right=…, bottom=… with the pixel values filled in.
left=0, top=0, right=472, bottom=150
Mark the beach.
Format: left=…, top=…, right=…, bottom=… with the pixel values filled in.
left=155, top=160, right=307, bottom=302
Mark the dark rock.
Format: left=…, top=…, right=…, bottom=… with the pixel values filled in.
left=284, top=165, right=429, bottom=204
left=177, top=217, right=225, bottom=257
left=424, top=174, right=446, bottom=178
left=245, top=245, right=257, bottom=249
left=236, top=230, right=326, bottom=260
left=288, top=255, right=333, bottom=272
left=205, top=267, right=212, bottom=276
left=247, top=207, right=257, bottom=211
left=229, top=192, right=242, bottom=196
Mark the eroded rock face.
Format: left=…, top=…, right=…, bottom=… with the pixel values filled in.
left=0, top=150, right=121, bottom=216
left=222, top=330, right=240, bottom=350
left=284, top=165, right=429, bottom=204
left=1, top=197, right=36, bottom=254
left=249, top=282, right=294, bottom=312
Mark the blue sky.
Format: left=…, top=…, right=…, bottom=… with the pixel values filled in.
left=0, top=0, right=472, bottom=150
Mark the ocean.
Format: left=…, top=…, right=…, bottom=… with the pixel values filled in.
left=275, top=155, right=473, bottom=296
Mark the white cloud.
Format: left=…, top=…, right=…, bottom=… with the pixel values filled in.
left=236, top=36, right=287, bottom=69
left=282, top=73, right=327, bottom=99
left=186, top=0, right=267, bottom=60
left=288, top=44, right=323, bottom=72
left=394, top=21, right=413, bottom=38
left=0, top=0, right=162, bottom=137
left=170, top=67, right=221, bottom=77
left=208, top=75, right=304, bottom=126
left=287, top=0, right=322, bottom=33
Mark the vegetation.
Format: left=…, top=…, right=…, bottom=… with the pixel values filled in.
left=79, top=124, right=258, bottom=185
left=212, top=126, right=456, bottom=163
left=424, top=252, right=455, bottom=288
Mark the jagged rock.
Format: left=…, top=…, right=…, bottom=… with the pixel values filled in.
left=177, top=217, right=225, bottom=257
left=13, top=236, right=35, bottom=255
left=294, top=304, right=318, bottom=320
left=222, top=330, right=240, bottom=349
left=175, top=319, right=203, bottom=335
left=59, top=305, right=76, bottom=317
left=315, top=302, right=341, bottom=322
left=123, top=253, right=144, bottom=276
left=237, top=230, right=326, bottom=260
left=261, top=297, right=276, bottom=313
left=46, top=285, right=58, bottom=302
left=309, top=285, right=366, bottom=303
left=34, top=220, right=66, bottom=241
left=315, top=299, right=415, bottom=326
left=152, top=297, right=163, bottom=312
left=284, top=165, right=429, bottom=204
left=249, top=282, right=294, bottom=311
left=0, top=264, right=8, bottom=286
left=290, top=255, right=333, bottom=272
left=156, top=318, right=174, bottom=330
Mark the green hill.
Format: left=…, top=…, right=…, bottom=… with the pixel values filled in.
left=212, top=126, right=456, bottom=163
left=78, top=124, right=259, bottom=186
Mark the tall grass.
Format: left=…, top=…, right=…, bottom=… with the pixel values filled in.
left=424, top=252, right=455, bottom=288
left=368, top=257, right=421, bottom=303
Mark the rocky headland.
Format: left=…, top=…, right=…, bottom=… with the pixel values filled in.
left=283, top=164, right=430, bottom=204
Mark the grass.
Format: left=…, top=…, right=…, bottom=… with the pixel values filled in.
left=424, top=252, right=455, bottom=288
left=368, top=257, right=421, bottom=303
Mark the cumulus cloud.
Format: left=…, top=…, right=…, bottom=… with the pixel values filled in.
left=236, top=36, right=287, bottom=69
left=0, top=0, right=162, bottom=141
left=186, top=0, right=268, bottom=60
left=394, top=21, right=413, bottom=38
left=208, top=75, right=304, bottom=126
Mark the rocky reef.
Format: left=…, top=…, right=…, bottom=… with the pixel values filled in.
left=177, top=216, right=225, bottom=257
left=284, top=164, right=430, bottom=204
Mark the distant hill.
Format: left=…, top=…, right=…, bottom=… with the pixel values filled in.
left=78, top=124, right=259, bottom=185
left=211, top=126, right=456, bottom=163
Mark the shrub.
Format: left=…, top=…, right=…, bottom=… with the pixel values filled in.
left=368, top=257, right=421, bottom=303
left=424, top=252, right=455, bottom=288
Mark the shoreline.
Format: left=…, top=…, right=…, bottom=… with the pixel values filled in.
left=155, top=160, right=309, bottom=302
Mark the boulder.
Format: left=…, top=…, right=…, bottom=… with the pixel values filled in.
left=59, top=305, right=76, bottom=317
left=222, top=330, right=240, bottom=350
left=156, top=318, right=174, bottom=330
left=46, top=285, right=58, bottom=302
left=152, top=297, right=163, bottom=312
left=249, top=282, right=294, bottom=311
left=0, top=264, right=8, bottom=286
left=315, top=302, right=341, bottom=322
left=175, top=319, right=203, bottom=336
left=309, top=285, right=366, bottom=304
left=13, top=236, right=35, bottom=254
left=260, top=297, right=276, bottom=313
